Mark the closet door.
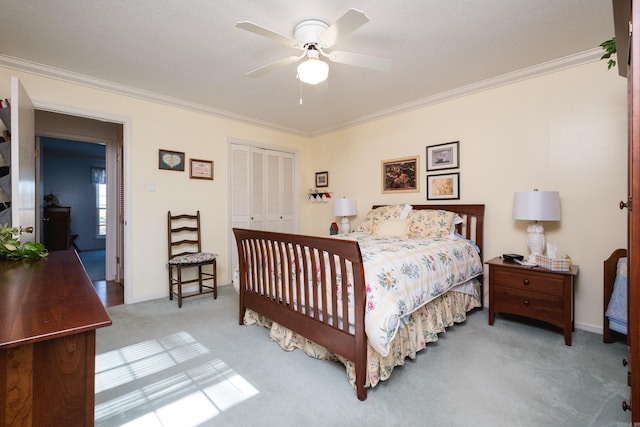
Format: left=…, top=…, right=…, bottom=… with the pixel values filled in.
left=265, top=150, right=282, bottom=231
left=265, top=150, right=295, bottom=232
left=231, top=144, right=250, bottom=231
left=280, top=151, right=295, bottom=232
left=250, top=147, right=266, bottom=230
left=229, top=143, right=297, bottom=278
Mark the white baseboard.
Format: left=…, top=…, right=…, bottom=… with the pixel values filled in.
left=574, top=321, right=602, bottom=335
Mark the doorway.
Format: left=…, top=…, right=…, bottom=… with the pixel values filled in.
left=36, top=110, right=124, bottom=306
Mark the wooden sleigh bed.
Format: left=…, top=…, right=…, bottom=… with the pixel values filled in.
left=233, top=204, right=485, bottom=400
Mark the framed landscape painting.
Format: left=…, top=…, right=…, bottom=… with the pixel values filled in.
left=382, top=156, right=419, bottom=193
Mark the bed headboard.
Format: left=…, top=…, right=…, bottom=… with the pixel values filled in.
left=371, top=204, right=485, bottom=260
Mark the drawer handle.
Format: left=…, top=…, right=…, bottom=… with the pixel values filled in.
left=523, top=299, right=530, bottom=306
left=522, top=279, right=530, bottom=286
left=623, top=358, right=628, bottom=367
left=622, top=400, right=631, bottom=411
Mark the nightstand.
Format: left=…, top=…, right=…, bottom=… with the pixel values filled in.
left=486, top=256, right=579, bottom=346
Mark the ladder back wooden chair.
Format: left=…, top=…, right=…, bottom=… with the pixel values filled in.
left=167, top=211, right=217, bottom=307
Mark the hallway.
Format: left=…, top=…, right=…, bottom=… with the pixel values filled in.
left=78, top=249, right=123, bottom=307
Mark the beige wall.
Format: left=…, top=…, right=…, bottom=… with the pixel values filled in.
left=0, top=68, right=310, bottom=304
left=0, top=58, right=628, bottom=332
left=305, top=60, right=628, bottom=332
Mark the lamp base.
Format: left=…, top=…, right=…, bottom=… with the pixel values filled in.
left=526, top=222, right=545, bottom=262
left=340, top=217, right=350, bottom=234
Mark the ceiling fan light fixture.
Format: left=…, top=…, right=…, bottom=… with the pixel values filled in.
left=297, top=58, right=329, bottom=85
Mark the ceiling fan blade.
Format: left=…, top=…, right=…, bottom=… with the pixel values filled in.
left=236, top=21, right=300, bottom=48
left=246, top=55, right=301, bottom=78
left=328, top=51, right=392, bottom=71
left=320, top=9, right=369, bottom=48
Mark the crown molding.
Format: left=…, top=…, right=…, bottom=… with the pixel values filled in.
left=311, top=48, right=604, bottom=136
left=0, top=49, right=602, bottom=138
left=0, top=55, right=305, bottom=136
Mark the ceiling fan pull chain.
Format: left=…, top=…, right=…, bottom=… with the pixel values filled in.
left=299, top=78, right=303, bottom=105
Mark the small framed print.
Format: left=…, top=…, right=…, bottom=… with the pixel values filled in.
left=159, top=149, right=185, bottom=171
left=315, top=171, right=329, bottom=188
left=426, top=141, right=459, bottom=171
left=427, top=172, right=460, bottom=200
left=190, top=158, right=214, bottom=180
left=382, top=156, right=419, bottom=193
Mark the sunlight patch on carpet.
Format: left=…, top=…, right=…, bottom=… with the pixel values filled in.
left=95, top=331, right=258, bottom=426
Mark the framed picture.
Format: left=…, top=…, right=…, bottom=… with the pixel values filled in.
left=426, top=141, right=459, bottom=171
left=382, top=156, right=419, bottom=193
left=427, top=172, right=460, bottom=200
left=159, top=149, right=185, bottom=171
left=190, top=158, right=214, bottom=180
left=315, top=171, right=329, bottom=188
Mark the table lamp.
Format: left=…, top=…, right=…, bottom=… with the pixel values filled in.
left=334, top=198, right=357, bottom=234
left=512, top=189, right=561, bottom=262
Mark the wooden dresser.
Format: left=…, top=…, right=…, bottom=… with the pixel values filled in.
left=487, top=256, right=579, bottom=346
left=43, top=206, right=72, bottom=251
left=0, top=251, right=112, bottom=426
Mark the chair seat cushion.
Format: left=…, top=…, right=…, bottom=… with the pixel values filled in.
left=169, top=252, right=217, bottom=265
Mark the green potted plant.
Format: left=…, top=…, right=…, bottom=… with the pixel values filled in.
left=0, top=224, right=48, bottom=260
left=43, top=193, right=59, bottom=207
left=600, top=37, right=617, bottom=70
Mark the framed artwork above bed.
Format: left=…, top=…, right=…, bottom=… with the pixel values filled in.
left=426, top=172, right=460, bottom=200
left=426, top=141, right=459, bottom=171
left=381, top=156, right=419, bottom=193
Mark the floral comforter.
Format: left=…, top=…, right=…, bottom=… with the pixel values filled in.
left=235, top=232, right=483, bottom=357
left=338, top=232, right=482, bottom=356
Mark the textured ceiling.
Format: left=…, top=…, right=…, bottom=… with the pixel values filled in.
left=0, top=1, right=615, bottom=136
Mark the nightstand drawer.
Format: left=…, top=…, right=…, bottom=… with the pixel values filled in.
left=493, top=286, right=564, bottom=325
left=493, top=268, right=564, bottom=296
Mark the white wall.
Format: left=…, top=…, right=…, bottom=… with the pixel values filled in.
left=0, top=58, right=628, bottom=332
left=304, top=60, right=628, bottom=332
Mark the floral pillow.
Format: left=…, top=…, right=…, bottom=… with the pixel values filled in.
left=407, top=209, right=455, bottom=239
left=355, top=204, right=411, bottom=234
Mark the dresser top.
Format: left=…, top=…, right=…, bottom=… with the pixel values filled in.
left=0, top=250, right=112, bottom=349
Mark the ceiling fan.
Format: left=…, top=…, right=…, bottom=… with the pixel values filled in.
left=236, top=8, right=392, bottom=85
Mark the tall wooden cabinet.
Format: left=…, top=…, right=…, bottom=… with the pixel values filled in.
left=614, top=0, right=640, bottom=420
left=43, top=206, right=71, bottom=251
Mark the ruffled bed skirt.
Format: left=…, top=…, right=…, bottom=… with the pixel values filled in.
left=243, top=286, right=481, bottom=389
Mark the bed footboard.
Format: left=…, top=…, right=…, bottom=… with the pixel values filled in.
left=233, top=228, right=368, bottom=400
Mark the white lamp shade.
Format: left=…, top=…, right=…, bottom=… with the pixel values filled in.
left=334, top=198, right=357, bottom=217
left=512, top=191, right=561, bottom=221
left=297, top=59, right=329, bottom=85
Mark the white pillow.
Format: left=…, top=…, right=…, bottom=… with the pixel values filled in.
left=374, top=219, right=410, bottom=238
left=399, top=204, right=413, bottom=219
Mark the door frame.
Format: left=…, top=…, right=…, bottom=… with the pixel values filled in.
left=34, top=101, right=132, bottom=303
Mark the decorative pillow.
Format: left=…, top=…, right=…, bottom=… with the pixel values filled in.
left=407, top=209, right=455, bottom=239
left=373, top=219, right=410, bottom=238
left=355, top=204, right=411, bottom=234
